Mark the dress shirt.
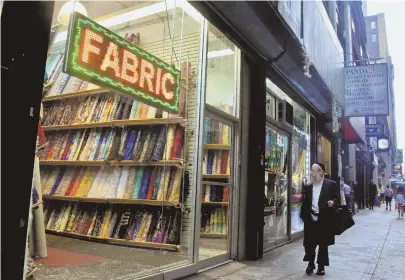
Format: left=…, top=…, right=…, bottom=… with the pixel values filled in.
left=311, top=179, right=324, bottom=221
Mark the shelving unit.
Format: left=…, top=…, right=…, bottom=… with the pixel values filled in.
left=45, top=229, right=180, bottom=251
left=201, top=201, right=229, bottom=206
left=202, top=174, right=230, bottom=179
left=43, top=194, right=182, bottom=208
left=43, top=88, right=107, bottom=102
left=200, top=232, right=227, bottom=239
left=203, top=144, right=231, bottom=150
left=42, top=118, right=185, bottom=131
left=40, top=160, right=184, bottom=167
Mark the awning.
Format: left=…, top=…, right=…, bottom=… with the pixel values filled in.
left=339, top=117, right=365, bottom=144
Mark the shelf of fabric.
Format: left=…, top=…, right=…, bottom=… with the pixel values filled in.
left=43, top=195, right=182, bottom=208
left=42, top=118, right=185, bottom=131
left=46, top=229, right=181, bottom=251
left=45, top=229, right=179, bottom=251
left=40, top=160, right=108, bottom=166
left=200, top=232, right=228, bottom=238
left=110, top=160, right=183, bottom=168
left=201, top=202, right=229, bottom=206
left=202, top=174, right=230, bottom=179
left=204, top=144, right=231, bottom=150
left=43, top=88, right=108, bottom=102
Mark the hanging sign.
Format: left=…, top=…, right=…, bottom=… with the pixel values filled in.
left=377, top=137, right=389, bottom=151
left=397, top=149, right=403, bottom=164
left=344, top=64, right=389, bottom=117
left=365, top=124, right=384, bottom=137
left=63, top=12, right=181, bottom=113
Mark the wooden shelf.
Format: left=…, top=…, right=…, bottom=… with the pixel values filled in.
left=42, top=118, right=185, bottom=131
left=201, top=201, right=229, bottom=206
left=39, top=160, right=183, bottom=167
left=40, top=160, right=108, bottom=166
left=43, top=88, right=107, bottom=102
left=204, top=144, right=231, bottom=150
left=200, top=232, right=227, bottom=239
left=43, top=195, right=181, bottom=207
left=110, top=160, right=183, bottom=167
left=202, top=174, right=230, bottom=179
left=45, top=229, right=179, bottom=251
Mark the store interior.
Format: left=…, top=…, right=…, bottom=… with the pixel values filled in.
left=28, top=1, right=239, bottom=279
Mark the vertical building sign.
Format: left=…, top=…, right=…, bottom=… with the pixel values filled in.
left=344, top=64, right=389, bottom=117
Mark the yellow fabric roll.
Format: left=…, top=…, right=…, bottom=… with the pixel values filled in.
left=226, top=154, right=231, bottom=175
left=140, top=214, right=153, bottom=242
left=58, top=203, right=72, bottom=232
left=82, top=167, right=98, bottom=197
left=99, top=206, right=113, bottom=238
left=65, top=204, right=79, bottom=232
left=216, top=151, right=222, bottom=174
left=75, top=168, right=91, bottom=197
left=222, top=125, right=229, bottom=145
left=146, top=106, right=157, bottom=119
left=163, top=125, right=175, bottom=160
left=169, top=168, right=183, bottom=203
left=140, top=104, right=149, bottom=119
left=157, top=169, right=168, bottom=201
left=87, top=210, right=98, bottom=236
left=135, top=215, right=149, bottom=242
left=73, top=129, right=88, bottom=161
left=135, top=102, right=143, bottom=119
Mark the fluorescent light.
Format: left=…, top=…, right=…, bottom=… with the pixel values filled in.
left=207, top=49, right=235, bottom=58
left=53, top=0, right=201, bottom=44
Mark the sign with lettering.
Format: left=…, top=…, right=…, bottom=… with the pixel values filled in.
left=63, top=12, right=180, bottom=113
left=344, top=64, right=389, bottom=117
left=365, top=124, right=384, bottom=137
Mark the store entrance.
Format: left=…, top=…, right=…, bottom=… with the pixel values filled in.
left=198, top=109, right=236, bottom=269
left=263, top=123, right=291, bottom=252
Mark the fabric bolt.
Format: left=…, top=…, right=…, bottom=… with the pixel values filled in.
left=144, top=129, right=158, bottom=162
left=107, top=210, right=118, bottom=238
left=210, top=186, right=216, bottom=202
left=227, top=154, right=231, bottom=175
left=61, top=135, right=74, bottom=160
left=73, top=129, right=89, bottom=161
left=101, top=129, right=113, bottom=160
left=167, top=211, right=180, bottom=244
left=74, top=168, right=91, bottom=197
left=91, top=97, right=105, bottom=122
left=116, top=167, right=130, bottom=199
left=131, top=213, right=144, bottom=240
left=132, top=128, right=145, bottom=161
left=96, top=130, right=109, bottom=160
left=131, top=168, right=144, bottom=199
left=152, top=168, right=162, bottom=200
left=105, top=166, right=122, bottom=198
left=163, top=126, right=175, bottom=160
left=55, top=168, right=74, bottom=196
left=169, top=168, right=182, bottom=203
left=146, top=215, right=158, bottom=242
left=124, top=215, right=137, bottom=240
left=81, top=167, right=98, bottom=197
left=106, top=130, right=120, bottom=160
left=146, top=169, right=156, bottom=200
left=117, top=128, right=129, bottom=160
left=86, top=210, right=98, bottom=236
left=65, top=204, right=79, bottom=232
left=113, top=97, right=125, bottom=120
left=58, top=203, right=72, bottom=233
left=63, top=169, right=80, bottom=196
left=223, top=186, right=229, bottom=202
left=207, top=151, right=214, bottom=174
left=140, top=104, right=150, bottom=119
left=49, top=169, right=65, bottom=196
left=221, top=151, right=228, bottom=174
left=91, top=130, right=103, bottom=160
left=134, top=101, right=143, bottom=119
left=68, top=168, right=85, bottom=196
left=124, top=168, right=137, bottom=199
left=170, top=126, right=183, bottom=160
left=97, top=207, right=110, bottom=237
left=154, top=216, right=167, bottom=243
left=139, top=131, right=152, bottom=161
left=98, top=167, right=114, bottom=198
left=66, top=131, right=82, bottom=160
left=135, top=214, right=150, bottom=242
left=138, top=169, right=152, bottom=199
left=202, top=151, right=208, bottom=175
left=157, top=169, right=170, bottom=201
left=151, top=126, right=167, bottom=161
left=129, top=100, right=139, bottom=120
left=107, top=96, right=119, bottom=121
left=121, top=98, right=133, bottom=120
left=166, top=169, right=176, bottom=201
left=87, top=167, right=104, bottom=198
left=123, top=129, right=137, bottom=160
left=213, top=151, right=220, bottom=174
left=146, top=106, right=157, bottom=119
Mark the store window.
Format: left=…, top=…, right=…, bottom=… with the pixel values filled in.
left=205, top=24, right=240, bottom=116
left=33, top=1, right=206, bottom=279
left=266, top=93, right=277, bottom=120
left=317, top=134, right=332, bottom=177
left=371, top=21, right=376, bottom=29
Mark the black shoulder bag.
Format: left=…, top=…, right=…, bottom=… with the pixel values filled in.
left=332, top=189, right=355, bottom=235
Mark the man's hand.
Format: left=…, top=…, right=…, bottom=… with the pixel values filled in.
left=327, top=200, right=334, bottom=208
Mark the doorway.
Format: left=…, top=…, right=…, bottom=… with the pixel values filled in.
left=263, top=122, right=291, bottom=251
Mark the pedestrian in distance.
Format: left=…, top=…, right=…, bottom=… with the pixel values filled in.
left=369, top=180, right=378, bottom=210
left=394, top=188, right=405, bottom=219
left=300, top=162, right=340, bottom=276
left=379, top=182, right=385, bottom=204
left=384, top=185, right=393, bottom=211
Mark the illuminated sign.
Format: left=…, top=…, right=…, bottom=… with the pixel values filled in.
left=377, top=137, right=389, bottom=151
left=63, top=12, right=180, bottom=113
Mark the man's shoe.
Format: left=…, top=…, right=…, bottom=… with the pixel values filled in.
left=306, top=263, right=315, bottom=275
left=316, top=266, right=325, bottom=276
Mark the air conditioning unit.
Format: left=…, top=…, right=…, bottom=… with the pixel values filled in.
left=278, top=100, right=294, bottom=128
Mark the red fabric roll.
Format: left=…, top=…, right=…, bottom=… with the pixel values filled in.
left=220, top=151, right=228, bottom=174
left=146, top=170, right=156, bottom=200
left=223, top=186, right=229, bottom=202
left=170, top=126, right=184, bottom=160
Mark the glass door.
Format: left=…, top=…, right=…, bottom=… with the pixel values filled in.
left=263, top=125, right=290, bottom=251
left=198, top=113, right=234, bottom=268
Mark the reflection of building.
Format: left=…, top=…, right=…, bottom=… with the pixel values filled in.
left=5, top=1, right=394, bottom=279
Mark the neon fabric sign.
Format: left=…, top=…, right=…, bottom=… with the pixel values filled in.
left=64, top=12, right=180, bottom=113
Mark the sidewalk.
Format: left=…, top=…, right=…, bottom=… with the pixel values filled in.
left=185, top=205, right=405, bottom=280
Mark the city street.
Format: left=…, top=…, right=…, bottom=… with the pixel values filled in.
left=186, top=205, right=405, bottom=280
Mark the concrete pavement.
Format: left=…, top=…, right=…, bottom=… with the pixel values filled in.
left=185, top=205, right=405, bottom=280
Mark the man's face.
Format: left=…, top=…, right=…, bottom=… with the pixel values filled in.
left=311, top=164, right=324, bottom=183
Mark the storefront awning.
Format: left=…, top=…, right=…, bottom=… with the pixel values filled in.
left=339, top=117, right=365, bottom=144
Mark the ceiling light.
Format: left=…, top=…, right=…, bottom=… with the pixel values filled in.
left=58, top=0, right=88, bottom=26
left=207, top=49, right=235, bottom=58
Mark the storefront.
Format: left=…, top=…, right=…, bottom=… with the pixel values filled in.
left=15, top=1, right=243, bottom=279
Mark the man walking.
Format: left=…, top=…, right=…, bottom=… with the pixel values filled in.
left=369, top=179, right=378, bottom=210
left=384, top=185, right=393, bottom=211
left=342, top=178, right=352, bottom=214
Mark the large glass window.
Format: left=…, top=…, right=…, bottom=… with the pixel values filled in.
left=205, top=24, right=239, bottom=116
left=317, top=134, right=332, bottom=177
left=35, top=1, right=205, bottom=279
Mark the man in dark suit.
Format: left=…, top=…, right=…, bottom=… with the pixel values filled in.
left=300, top=162, right=340, bottom=276
left=369, top=179, right=378, bottom=210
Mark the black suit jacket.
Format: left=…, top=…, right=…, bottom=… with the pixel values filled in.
left=300, top=179, right=340, bottom=224
left=300, top=178, right=340, bottom=246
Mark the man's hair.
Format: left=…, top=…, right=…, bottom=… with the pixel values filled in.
left=313, top=162, right=326, bottom=173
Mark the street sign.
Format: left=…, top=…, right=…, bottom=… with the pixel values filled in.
left=365, top=124, right=384, bottom=137
left=397, top=149, right=403, bottom=164
left=344, top=64, right=389, bottom=117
